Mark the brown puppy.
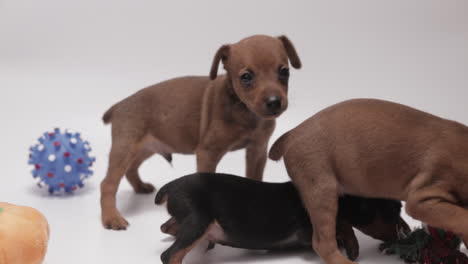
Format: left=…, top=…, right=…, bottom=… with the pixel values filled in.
left=101, top=35, right=301, bottom=230
left=269, top=98, right=468, bottom=264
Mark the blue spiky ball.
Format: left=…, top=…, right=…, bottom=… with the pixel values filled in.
left=28, top=128, right=95, bottom=194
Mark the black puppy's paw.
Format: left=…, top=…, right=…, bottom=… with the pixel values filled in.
left=345, top=244, right=359, bottom=261
left=206, top=241, right=216, bottom=252
left=338, top=235, right=359, bottom=261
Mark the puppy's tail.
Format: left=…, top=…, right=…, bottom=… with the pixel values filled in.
left=155, top=182, right=173, bottom=205
left=102, top=105, right=115, bottom=124
left=269, top=132, right=290, bottom=161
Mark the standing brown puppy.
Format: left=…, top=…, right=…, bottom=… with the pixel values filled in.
left=270, top=98, right=468, bottom=264
left=101, top=35, right=301, bottom=230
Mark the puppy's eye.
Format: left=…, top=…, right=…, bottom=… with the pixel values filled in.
left=279, top=66, right=290, bottom=78
left=240, top=71, right=254, bottom=85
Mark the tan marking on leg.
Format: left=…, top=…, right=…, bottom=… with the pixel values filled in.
left=161, top=217, right=179, bottom=236
left=167, top=222, right=222, bottom=264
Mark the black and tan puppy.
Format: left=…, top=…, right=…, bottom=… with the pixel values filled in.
left=155, top=173, right=410, bottom=264
left=101, top=34, right=301, bottom=230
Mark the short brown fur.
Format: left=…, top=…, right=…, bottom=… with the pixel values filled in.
left=100, top=34, right=301, bottom=230
left=270, top=98, right=468, bottom=264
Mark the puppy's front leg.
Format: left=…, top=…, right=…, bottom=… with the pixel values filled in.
left=246, top=143, right=268, bottom=181
left=196, top=146, right=226, bottom=172
left=196, top=123, right=233, bottom=172
left=246, top=122, right=274, bottom=181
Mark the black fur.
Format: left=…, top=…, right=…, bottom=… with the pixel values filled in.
left=155, top=173, right=410, bottom=264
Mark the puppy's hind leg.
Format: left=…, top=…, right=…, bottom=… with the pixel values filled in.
left=161, top=215, right=211, bottom=264
left=126, top=149, right=156, bottom=194
left=290, top=165, right=356, bottom=264
left=101, top=134, right=143, bottom=230
left=406, top=181, right=468, bottom=248
left=161, top=217, right=180, bottom=237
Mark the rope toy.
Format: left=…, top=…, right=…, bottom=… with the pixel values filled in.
left=380, top=225, right=468, bottom=264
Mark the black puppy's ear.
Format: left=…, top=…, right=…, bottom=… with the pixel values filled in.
left=278, top=35, right=302, bottom=69
left=209, top=45, right=230, bottom=80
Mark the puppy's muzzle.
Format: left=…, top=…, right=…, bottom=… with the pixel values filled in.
left=264, top=96, right=282, bottom=115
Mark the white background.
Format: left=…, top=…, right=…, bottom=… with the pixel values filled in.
left=1, top=0, right=468, bottom=263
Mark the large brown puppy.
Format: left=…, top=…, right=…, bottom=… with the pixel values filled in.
left=101, top=35, right=301, bottom=230
left=270, top=98, right=468, bottom=264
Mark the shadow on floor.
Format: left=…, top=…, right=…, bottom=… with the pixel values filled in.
left=118, top=188, right=168, bottom=217
left=27, top=181, right=96, bottom=198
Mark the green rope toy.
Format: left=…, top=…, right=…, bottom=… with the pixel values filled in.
left=380, top=225, right=468, bottom=264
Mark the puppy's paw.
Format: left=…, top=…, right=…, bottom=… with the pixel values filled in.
left=161, top=218, right=179, bottom=236
left=134, top=182, right=156, bottom=194
left=328, top=251, right=358, bottom=264
left=102, top=213, right=129, bottom=230
left=344, top=243, right=359, bottom=261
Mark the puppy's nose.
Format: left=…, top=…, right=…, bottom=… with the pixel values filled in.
left=265, top=96, right=282, bottom=112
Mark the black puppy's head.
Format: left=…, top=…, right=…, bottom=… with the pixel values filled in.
left=338, top=195, right=411, bottom=242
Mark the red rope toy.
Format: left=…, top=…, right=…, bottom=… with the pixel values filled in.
left=380, top=225, right=468, bottom=264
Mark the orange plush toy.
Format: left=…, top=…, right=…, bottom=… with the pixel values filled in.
left=0, top=202, right=50, bottom=264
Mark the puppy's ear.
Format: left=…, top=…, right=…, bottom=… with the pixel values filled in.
left=210, top=45, right=230, bottom=80
left=278, top=35, right=302, bottom=69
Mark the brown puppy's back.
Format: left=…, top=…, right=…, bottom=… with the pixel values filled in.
left=104, top=76, right=210, bottom=153
left=271, top=98, right=468, bottom=200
